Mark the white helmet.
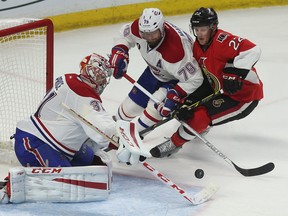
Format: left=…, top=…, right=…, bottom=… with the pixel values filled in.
left=79, top=53, right=112, bottom=95
left=139, top=8, right=165, bottom=34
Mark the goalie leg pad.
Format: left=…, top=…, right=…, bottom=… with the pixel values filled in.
left=93, top=149, right=113, bottom=190
left=84, top=139, right=113, bottom=189
left=8, top=166, right=111, bottom=203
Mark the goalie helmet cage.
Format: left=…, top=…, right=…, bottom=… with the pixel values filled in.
left=0, top=18, right=54, bottom=165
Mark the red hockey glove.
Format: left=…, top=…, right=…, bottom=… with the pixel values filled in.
left=155, top=89, right=185, bottom=117
left=109, top=46, right=129, bottom=79
left=222, top=73, right=243, bottom=94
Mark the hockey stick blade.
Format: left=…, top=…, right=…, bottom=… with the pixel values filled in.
left=192, top=183, right=219, bottom=205
left=141, top=161, right=218, bottom=205
left=181, top=122, right=275, bottom=177
left=233, top=162, right=275, bottom=177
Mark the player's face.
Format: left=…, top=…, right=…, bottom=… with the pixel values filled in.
left=140, top=29, right=162, bottom=48
left=193, top=26, right=211, bottom=45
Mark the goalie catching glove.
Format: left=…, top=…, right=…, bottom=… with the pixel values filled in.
left=115, top=120, right=151, bottom=165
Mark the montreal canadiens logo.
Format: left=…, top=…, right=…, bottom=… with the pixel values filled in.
left=90, top=100, right=102, bottom=111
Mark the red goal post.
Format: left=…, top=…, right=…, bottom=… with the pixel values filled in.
left=0, top=18, right=54, bottom=165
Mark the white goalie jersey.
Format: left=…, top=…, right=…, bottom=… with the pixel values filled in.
left=16, top=73, right=116, bottom=159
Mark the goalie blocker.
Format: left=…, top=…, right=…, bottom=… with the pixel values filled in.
left=1, top=165, right=111, bottom=204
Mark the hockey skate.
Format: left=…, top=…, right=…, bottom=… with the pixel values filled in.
left=150, top=138, right=181, bottom=158
left=0, top=180, right=9, bottom=204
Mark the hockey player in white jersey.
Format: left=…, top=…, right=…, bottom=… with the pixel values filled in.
left=14, top=53, right=116, bottom=168
left=109, top=8, right=203, bottom=132
left=0, top=53, right=148, bottom=204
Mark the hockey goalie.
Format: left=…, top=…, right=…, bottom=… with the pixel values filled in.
left=0, top=53, right=150, bottom=204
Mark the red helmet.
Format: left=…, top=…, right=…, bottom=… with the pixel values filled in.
left=80, top=53, right=112, bottom=94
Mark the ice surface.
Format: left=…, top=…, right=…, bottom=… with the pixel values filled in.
left=1, top=6, right=288, bottom=216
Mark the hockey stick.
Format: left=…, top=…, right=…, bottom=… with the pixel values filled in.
left=141, top=161, right=218, bottom=205
left=181, top=122, right=275, bottom=177
left=61, top=103, right=218, bottom=205
left=139, top=89, right=223, bottom=137
left=123, top=74, right=275, bottom=177
left=123, top=73, right=160, bottom=103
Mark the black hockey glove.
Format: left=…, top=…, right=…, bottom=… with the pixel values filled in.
left=175, top=106, right=194, bottom=121
left=222, top=65, right=250, bottom=95
left=222, top=72, right=243, bottom=94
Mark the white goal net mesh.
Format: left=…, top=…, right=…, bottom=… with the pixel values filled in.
left=0, top=18, right=53, bottom=165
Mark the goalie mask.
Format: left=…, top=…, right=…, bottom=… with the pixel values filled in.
left=80, top=53, right=112, bottom=95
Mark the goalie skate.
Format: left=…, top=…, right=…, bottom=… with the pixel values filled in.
left=0, top=179, right=9, bottom=204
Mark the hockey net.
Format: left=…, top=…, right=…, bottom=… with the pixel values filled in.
left=0, top=18, right=54, bottom=165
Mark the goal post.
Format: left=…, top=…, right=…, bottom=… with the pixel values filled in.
left=0, top=18, right=54, bottom=165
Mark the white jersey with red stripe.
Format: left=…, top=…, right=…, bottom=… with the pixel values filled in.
left=113, top=19, right=203, bottom=96
left=16, top=74, right=115, bottom=158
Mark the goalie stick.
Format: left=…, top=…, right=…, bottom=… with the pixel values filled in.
left=123, top=73, right=275, bottom=177
left=61, top=103, right=218, bottom=205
